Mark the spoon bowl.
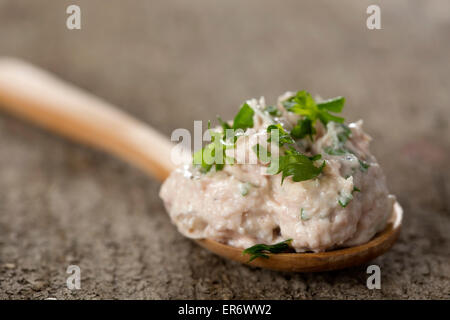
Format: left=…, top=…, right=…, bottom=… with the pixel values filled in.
left=0, top=58, right=403, bottom=272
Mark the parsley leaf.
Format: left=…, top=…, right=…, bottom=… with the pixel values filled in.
left=216, top=116, right=231, bottom=131
left=233, top=102, right=254, bottom=130
left=243, top=239, right=293, bottom=262
left=193, top=103, right=255, bottom=172
left=271, top=153, right=325, bottom=184
left=263, top=139, right=324, bottom=183
left=192, top=144, right=213, bottom=173
left=308, top=154, right=322, bottom=161
left=321, top=123, right=371, bottom=173
left=282, top=91, right=317, bottom=117
left=317, top=96, right=345, bottom=113
left=267, top=124, right=295, bottom=146
left=291, top=118, right=315, bottom=140
left=282, top=91, right=345, bottom=129
left=264, top=105, right=281, bottom=117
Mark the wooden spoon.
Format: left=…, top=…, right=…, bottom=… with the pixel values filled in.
left=0, top=58, right=402, bottom=272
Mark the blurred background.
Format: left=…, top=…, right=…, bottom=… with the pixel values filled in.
left=0, top=0, right=448, bottom=299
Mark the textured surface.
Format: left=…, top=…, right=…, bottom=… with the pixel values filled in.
left=0, top=0, right=449, bottom=299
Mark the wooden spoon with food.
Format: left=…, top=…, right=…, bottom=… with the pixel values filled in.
left=0, top=58, right=402, bottom=272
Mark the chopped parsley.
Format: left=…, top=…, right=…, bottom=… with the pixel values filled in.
left=276, top=153, right=325, bottom=184
left=194, top=91, right=366, bottom=186
left=300, top=208, right=310, bottom=221
left=359, top=159, right=370, bottom=172
left=338, top=194, right=353, bottom=208
left=243, top=239, right=293, bottom=262
left=291, top=118, right=315, bottom=140
left=267, top=124, right=295, bottom=147
left=322, top=122, right=352, bottom=156
left=264, top=105, right=281, bottom=117
left=264, top=120, right=325, bottom=183
left=239, top=182, right=252, bottom=196
left=336, top=123, right=352, bottom=144
left=232, top=102, right=254, bottom=131
left=321, top=122, right=371, bottom=173
left=338, top=186, right=361, bottom=208
left=323, top=146, right=347, bottom=156
left=193, top=103, right=254, bottom=172
left=324, top=146, right=371, bottom=173
left=192, top=123, right=229, bottom=173
left=216, top=116, right=231, bottom=131
left=282, top=91, right=345, bottom=128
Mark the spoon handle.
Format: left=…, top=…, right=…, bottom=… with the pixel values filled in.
left=0, top=58, right=178, bottom=182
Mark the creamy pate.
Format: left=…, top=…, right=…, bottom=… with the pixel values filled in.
left=160, top=92, right=395, bottom=252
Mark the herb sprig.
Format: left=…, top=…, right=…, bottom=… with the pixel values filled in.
left=193, top=103, right=254, bottom=173
left=268, top=152, right=325, bottom=184
left=267, top=124, right=295, bottom=147
left=195, top=91, right=368, bottom=187
left=263, top=122, right=325, bottom=183
left=243, top=239, right=293, bottom=262
left=283, top=91, right=345, bottom=127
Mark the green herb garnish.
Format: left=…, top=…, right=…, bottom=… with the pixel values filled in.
left=338, top=195, right=352, bottom=208
left=323, top=146, right=347, bottom=156
left=320, top=122, right=371, bottom=174
left=267, top=124, right=295, bottom=147
left=291, top=118, right=315, bottom=140
left=193, top=103, right=254, bottom=172
left=308, top=154, right=322, bottom=161
left=264, top=105, right=281, bottom=117
left=232, top=102, right=254, bottom=131
left=264, top=130, right=324, bottom=182
left=317, top=96, right=346, bottom=113
left=243, top=239, right=293, bottom=262
left=336, top=123, right=352, bottom=144
left=239, top=182, right=252, bottom=196
left=358, top=159, right=370, bottom=172
left=300, top=208, right=310, bottom=221
left=216, top=116, right=231, bottom=131
left=271, top=153, right=325, bottom=184
left=194, top=92, right=353, bottom=186
left=192, top=124, right=229, bottom=172
left=264, top=123, right=324, bottom=182
left=323, top=123, right=352, bottom=156
left=338, top=186, right=361, bottom=208
left=282, top=91, right=345, bottom=128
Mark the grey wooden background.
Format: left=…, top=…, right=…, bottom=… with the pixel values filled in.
left=0, top=0, right=448, bottom=299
